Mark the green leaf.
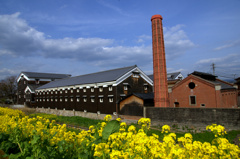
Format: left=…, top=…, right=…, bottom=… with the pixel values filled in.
left=102, top=120, right=120, bottom=140
left=31, top=135, right=41, bottom=145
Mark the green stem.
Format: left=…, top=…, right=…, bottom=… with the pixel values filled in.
left=17, top=142, right=23, bottom=153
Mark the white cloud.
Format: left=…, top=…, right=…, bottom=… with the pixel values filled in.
left=0, top=12, right=197, bottom=79
left=195, top=53, right=240, bottom=78
left=214, top=40, right=240, bottom=51
left=164, top=25, right=196, bottom=60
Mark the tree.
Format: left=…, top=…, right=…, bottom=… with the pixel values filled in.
left=0, top=76, right=17, bottom=103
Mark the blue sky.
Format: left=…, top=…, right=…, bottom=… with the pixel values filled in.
left=0, top=0, right=240, bottom=81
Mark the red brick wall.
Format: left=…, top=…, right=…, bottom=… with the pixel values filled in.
left=169, top=75, right=217, bottom=108
left=169, top=75, right=238, bottom=108
left=220, top=90, right=238, bottom=108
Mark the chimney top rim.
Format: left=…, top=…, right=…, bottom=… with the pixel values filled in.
left=151, top=14, right=163, bottom=21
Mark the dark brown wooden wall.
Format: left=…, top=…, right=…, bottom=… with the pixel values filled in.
left=35, top=75, right=153, bottom=114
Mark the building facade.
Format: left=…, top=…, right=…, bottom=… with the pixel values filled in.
left=169, top=71, right=238, bottom=108
left=235, top=77, right=240, bottom=107
left=17, top=72, right=71, bottom=106
left=35, top=65, right=153, bottom=114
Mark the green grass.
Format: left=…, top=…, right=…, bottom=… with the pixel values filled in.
left=29, top=113, right=240, bottom=144
left=29, top=113, right=102, bottom=129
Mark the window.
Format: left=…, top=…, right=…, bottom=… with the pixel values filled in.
left=55, top=91, right=57, bottom=94
left=132, top=72, right=139, bottom=78
left=188, top=82, right=196, bottom=89
left=201, top=104, right=205, bottom=107
left=109, top=86, right=113, bottom=91
left=99, top=97, right=103, bottom=103
left=70, top=97, right=74, bottom=102
left=190, top=96, right=196, bottom=105
left=83, top=88, right=86, bottom=92
left=109, top=97, right=113, bottom=103
left=99, top=87, right=103, bottom=92
left=65, top=97, right=68, bottom=102
left=76, top=97, right=80, bottom=102
left=71, top=89, right=73, bottom=93
left=65, top=90, right=68, bottom=93
left=55, top=99, right=58, bottom=102
left=144, top=85, right=148, bottom=90
left=83, top=97, right=87, bottom=102
left=124, top=85, right=128, bottom=91
left=91, top=87, right=94, bottom=92
left=91, top=96, right=95, bottom=102
left=60, top=90, right=62, bottom=94
left=77, top=89, right=80, bottom=93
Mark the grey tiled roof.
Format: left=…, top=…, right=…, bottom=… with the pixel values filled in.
left=37, top=65, right=137, bottom=90
left=191, top=71, right=236, bottom=90
left=148, top=72, right=182, bottom=81
left=133, top=92, right=154, bottom=100
left=22, top=72, right=71, bottom=79
left=209, top=80, right=236, bottom=90
left=28, top=84, right=44, bottom=92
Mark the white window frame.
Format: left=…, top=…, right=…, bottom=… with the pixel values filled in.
left=109, top=97, right=113, bottom=103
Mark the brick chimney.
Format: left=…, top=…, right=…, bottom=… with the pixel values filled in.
left=151, top=14, right=169, bottom=107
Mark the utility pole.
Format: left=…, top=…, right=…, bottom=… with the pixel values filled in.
left=211, top=63, right=215, bottom=75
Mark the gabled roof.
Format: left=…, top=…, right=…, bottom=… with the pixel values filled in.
left=17, top=72, right=71, bottom=82
left=24, top=84, right=43, bottom=93
left=191, top=71, right=217, bottom=81
left=148, top=72, right=183, bottom=81
left=132, top=92, right=154, bottom=100
left=36, top=65, right=152, bottom=90
left=22, top=72, right=71, bottom=79
left=172, top=71, right=236, bottom=91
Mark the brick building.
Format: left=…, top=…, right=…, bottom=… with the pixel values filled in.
left=17, top=72, right=71, bottom=106
left=235, top=77, right=240, bottom=106
left=169, top=71, right=238, bottom=108
left=35, top=65, right=153, bottom=114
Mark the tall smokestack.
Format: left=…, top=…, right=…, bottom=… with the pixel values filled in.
left=151, top=14, right=169, bottom=107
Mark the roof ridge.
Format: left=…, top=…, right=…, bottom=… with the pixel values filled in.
left=72, top=65, right=137, bottom=78
left=22, top=71, right=71, bottom=75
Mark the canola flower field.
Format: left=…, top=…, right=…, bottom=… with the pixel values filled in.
left=0, top=107, right=239, bottom=159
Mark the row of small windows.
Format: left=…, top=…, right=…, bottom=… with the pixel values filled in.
left=36, top=86, right=113, bottom=95
left=36, top=96, right=114, bottom=103
left=36, top=84, right=149, bottom=95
